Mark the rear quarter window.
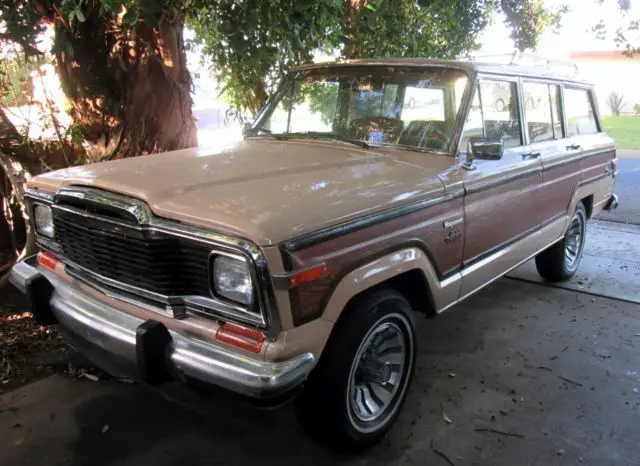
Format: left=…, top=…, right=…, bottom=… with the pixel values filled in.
left=564, top=88, right=599, bottom=136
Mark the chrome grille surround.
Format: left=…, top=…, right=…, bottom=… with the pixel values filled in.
left=25, top=187, right=280, bottom=339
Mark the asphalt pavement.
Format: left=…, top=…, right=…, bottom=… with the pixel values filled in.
left=597, top=150, right=640, bottom=225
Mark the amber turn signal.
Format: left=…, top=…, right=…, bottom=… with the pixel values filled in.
left=38, top=251, right=59, bottom=271
left=289, top=264, right=327, bottom=289
left=216, top=322, right=265, bottom=354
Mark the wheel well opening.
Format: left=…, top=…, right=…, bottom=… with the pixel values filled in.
left=342, top=269, right=435, bottom=320
left=581, top=195, right=594, bottom=218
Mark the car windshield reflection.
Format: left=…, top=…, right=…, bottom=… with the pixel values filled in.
left=251, top=65, right=469, bottom=153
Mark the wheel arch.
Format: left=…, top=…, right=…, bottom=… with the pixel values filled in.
left=321, top=247, right=459, bottom=324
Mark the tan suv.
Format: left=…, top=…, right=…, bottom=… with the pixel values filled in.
left=11, top=59, right=618, bottom=451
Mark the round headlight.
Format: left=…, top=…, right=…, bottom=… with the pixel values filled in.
left=212, top=255, right=254, bottom=306
left=34, top=204, right=54, bottom=239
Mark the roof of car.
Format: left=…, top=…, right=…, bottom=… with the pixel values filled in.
left=294, top=58, right=592, bottom=86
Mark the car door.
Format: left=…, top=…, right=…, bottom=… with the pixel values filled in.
left=521, top=81, right=575, bottom=228
left=458, top=76, right=543, bottom=298
left=561, top=86, right=614, bottom=215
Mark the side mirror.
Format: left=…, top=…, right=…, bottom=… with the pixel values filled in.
left=242, top=122, right=253, bottom=137
left=468, top=137, right=504, bottom=161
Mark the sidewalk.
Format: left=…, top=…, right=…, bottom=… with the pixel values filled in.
left=618, top=149, right=640, bottom=158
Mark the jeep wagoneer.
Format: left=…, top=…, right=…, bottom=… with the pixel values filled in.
left=11, top=58, right=618, bottom=451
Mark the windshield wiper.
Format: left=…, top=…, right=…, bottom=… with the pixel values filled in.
left=287, top=131, right=370, bottom=149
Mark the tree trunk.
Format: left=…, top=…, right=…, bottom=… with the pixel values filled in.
left=249, top=79, right=269, bottom=118
left=53, top=7, right=197, bottom=161
left=0, top=107, right=39, bottom=285
left=344, top=0, right=371, bottom=59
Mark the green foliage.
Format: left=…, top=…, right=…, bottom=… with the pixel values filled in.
left=593, top=0, right=639, bottom=56
left=602, top=115, right=640, bottom=149
left=187, top=0, right=343, bottom=114
left=0, top=54, right=38, bottom=107
left=1, top=1, right=174, bottom=56
left=1, top=0, right=569, bottom=144
left=304, top=83, right=339, bottom=125
left=500, top=0, right=565, bottom=52
left=187, top=0, right=564, bottom=114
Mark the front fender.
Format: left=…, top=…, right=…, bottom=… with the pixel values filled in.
left=322, top=247, right=461, bottom=323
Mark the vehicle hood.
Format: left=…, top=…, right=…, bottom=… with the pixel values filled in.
left=30, top=139, right=453, bottom=246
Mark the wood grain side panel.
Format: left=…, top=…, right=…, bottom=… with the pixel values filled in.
left=540, top=158, right=582, bottom=220
left=285, top=196, right=464, bottom=325
left=462, top=173, right=541, bottom=262
left=582, top=150, right=615, bottom=169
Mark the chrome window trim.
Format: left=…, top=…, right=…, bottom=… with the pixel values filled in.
left=25, top=187, right=281, bottom=340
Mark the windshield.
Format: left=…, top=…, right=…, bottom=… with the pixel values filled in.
left=252, top=65, right=469, bottom=152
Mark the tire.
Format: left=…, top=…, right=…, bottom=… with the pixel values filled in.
left=535, top=203, right=587, bottom=282
left=295, top=289, right=416, bottom=452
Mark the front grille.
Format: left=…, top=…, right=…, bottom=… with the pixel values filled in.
left=52, top=209, right=212, bottom=298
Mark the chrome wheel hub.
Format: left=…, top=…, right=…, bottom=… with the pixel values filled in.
left=565, top=212, right=585, bottom=271
left=348, top=321, right=407, bottom=425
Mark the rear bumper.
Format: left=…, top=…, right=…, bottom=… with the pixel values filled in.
left=9, top=258, right=314, bottom=399
left=603, top=193, right=619, bottom=212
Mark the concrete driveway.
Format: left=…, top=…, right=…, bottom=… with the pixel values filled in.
left=2, top=223, right=639, bottom=466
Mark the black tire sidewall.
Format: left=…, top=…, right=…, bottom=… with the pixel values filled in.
left=295, top=289, right=416, bottom=451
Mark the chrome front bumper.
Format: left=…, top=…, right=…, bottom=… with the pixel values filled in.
left=9, top=258, right=314, bottom=399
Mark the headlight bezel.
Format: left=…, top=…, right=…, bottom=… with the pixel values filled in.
left=33, top=202, right=55, bottom=239
left=210, top=252, right=255, bottom=308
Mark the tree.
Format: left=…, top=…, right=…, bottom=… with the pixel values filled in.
left=188, top=0, right=342, bottom=116
left=1, top=1, right=197, bottom=161
left=592, top=0, right=639, bottom=55
left=0, top=1, right=198, bottom=278
left=607, top=91, right=626, bottom=115
left=188, top=0, right=564, bottom=115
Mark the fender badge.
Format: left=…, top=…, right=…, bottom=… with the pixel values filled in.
left=443, top=217, right=464, bottom=229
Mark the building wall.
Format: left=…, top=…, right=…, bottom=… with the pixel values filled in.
left=569, top=52, right=640, bottom=115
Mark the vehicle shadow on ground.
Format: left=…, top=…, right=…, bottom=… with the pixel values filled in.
left=65, top=281, right=508, bottom=466
left=63, top=278, right=630, bottom=466
left=64, top=313, right=489, bottom=466
left=69, top=381, right=409, bottom=465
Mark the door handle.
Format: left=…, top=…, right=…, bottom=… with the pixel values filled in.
left=522, top=152, right=541, bottom=159
left=566, top=143, right=582, bottom=151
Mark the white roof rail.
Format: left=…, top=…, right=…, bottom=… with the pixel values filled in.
left=471, top=51, right=580, bottom=73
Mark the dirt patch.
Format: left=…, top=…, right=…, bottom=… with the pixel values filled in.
left=0, top=285, right=73, bottom=394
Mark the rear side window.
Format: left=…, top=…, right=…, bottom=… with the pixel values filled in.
left=564, top=88, right=599, bottom=136
left=523, top=82, right=564, bottom=142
